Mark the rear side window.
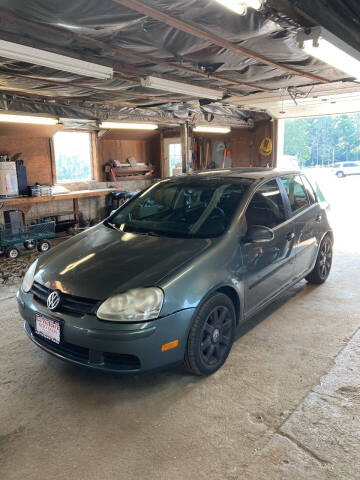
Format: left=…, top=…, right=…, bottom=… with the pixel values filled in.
left=308, top=177, right=326, bottom=203
left=301, top=175, right=316, bottom=204
left=245, top=179, right=286, bottom=229
left=280, top=175, right=309, bottom=214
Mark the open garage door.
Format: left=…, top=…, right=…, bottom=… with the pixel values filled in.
left=278, top=110, right=360, bottom=251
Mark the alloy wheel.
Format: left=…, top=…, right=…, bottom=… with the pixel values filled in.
left=319, top=240, right=332, bottom=279
left=199, top=306, right=233, bottom=367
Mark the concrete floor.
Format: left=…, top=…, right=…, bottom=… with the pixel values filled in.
left=1, top=175, right=360, bottom=479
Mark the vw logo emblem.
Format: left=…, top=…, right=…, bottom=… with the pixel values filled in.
left=47, top=290, right=61, bottom=312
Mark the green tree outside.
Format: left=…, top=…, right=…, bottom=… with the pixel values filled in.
left=284, top=113, right=360, bottom=168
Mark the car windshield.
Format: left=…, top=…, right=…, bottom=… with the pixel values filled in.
left=106, top=179, right=252, bottom=238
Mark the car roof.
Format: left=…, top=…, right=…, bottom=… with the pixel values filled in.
left=169, top=167, right=301, bottom=182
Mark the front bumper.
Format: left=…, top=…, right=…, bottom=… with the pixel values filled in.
left=17, top=288, right=195, bottom=373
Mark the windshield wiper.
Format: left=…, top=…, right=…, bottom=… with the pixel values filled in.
left=104, top=222, right=159, bottom=236
left=104, top=220, right=117, bottom=230
left=141, top=231, right=161, bottom=237
left=109, top=223, right=194, bottom=238
left=125, top=228, right=162, bottom=237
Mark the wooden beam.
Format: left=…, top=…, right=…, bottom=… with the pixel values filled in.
left=91, top=132, right=101, bottom=181
left=48, top=136, right=57, bottom=184
left=73, top=198, right=80, bottom=223
left=272, top=120, right=278, bottom=168
left=112, top=0, right=329, bottom=84
left=159, top=130, right=165, bottom=179
left=0, top=8, right=270, bottom=93
left=180, top=122, right=190, bottom=174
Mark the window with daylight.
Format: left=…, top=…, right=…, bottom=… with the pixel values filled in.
left=53, top=131, right=92, bottom=182
left=168, top=142, right=182, bottom=176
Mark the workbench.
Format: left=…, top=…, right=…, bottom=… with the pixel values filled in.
left=1, top=188, right=116, bottom=222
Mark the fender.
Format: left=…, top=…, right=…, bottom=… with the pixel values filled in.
left=308, top=229, right=334, bottom=273
left=191, top=281, right=245, bottom=327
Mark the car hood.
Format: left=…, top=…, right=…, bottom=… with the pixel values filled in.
left=35, top=223, right=212, bottom=300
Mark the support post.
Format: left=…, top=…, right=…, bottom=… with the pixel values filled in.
left=73, top=198, right=79, bottom=224
left=181, top=121, right=190, bottom=174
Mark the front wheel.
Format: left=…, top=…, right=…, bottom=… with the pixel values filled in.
left=336, top=171, right=345, bottom=178
left=5, top=246, right=20, bottom=259
left=184, top=293, right=236, bottom=376
left=306, top=235, right=333, bottom=284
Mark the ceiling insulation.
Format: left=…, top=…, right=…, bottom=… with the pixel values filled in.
left=0, top=0, right=358, bottom=123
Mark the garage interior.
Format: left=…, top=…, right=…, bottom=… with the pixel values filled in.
left=1, top=1, right=360, bottom=478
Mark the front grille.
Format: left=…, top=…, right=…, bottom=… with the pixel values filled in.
left=31, top=281, right=99, bottom=317
left=31, top=327, right=141, bottom=370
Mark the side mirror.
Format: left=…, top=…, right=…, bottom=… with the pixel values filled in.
left=243, top=225, right=274, bottom=243
left=110, top=209, right=117, bottom=216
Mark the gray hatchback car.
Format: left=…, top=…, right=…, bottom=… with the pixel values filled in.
left=17, top=168, right=333, bottom=375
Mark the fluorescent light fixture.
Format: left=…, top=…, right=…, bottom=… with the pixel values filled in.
left=298, top=27, right=360, bottom=81
left=214, top=0, right=264, bottom=15
left=193, top=126, right=231, bottom=133
left=141, top=76, right=223, bottom=100
left=0, top=40, right=113, bottom=80
left=100, top=122, right=158, bottom=130
left=0, top=113, right=58, bottom=125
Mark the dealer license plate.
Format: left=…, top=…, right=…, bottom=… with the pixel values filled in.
left=35, top=314, right=61, bottom=344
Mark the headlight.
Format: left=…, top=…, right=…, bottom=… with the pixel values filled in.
left=97, top=287, right=163, bottom=322
left=22, top=259, right=38, bottom=293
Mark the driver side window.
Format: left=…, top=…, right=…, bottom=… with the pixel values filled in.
left=246, top=180, right=286, bottom=229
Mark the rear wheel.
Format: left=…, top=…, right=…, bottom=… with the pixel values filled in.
left=24, top=240, right=36, bottom=250
left=37, top=239, right=51, bottom=252
left=5, top=246, right=20, bottom=259
left=184, top=293, right=236, bottom=376
left=306, top=235, right=333, bottom=284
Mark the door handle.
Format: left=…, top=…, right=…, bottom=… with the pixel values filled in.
left=287, top=232, right=295, bottom=241
left=315, top=214, right=322, bottom=223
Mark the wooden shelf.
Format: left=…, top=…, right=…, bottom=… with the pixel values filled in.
left=111, top=166, right=150, bottom=174
left=106, top=165, right=153, bottom=182
left=1, top=188, right=116, bottom=207
left=114, top=175, right=154, bottom=182
left=0, top=188, right=118, bottom=222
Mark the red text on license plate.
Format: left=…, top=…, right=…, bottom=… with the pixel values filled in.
left=35, top=314, right=60, bottom=344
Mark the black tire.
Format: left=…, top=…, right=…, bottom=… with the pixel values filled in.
left=306, top=235, right=333, bottom=285
left=24, top=240, right=36, bottom=250
left=184, top=293, right=236, bottom=376
left=336, top=171, right=345, bottom=178
left=5, top=246, right=20, bottom=259
left=37, top=239, right=51, bottom=252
